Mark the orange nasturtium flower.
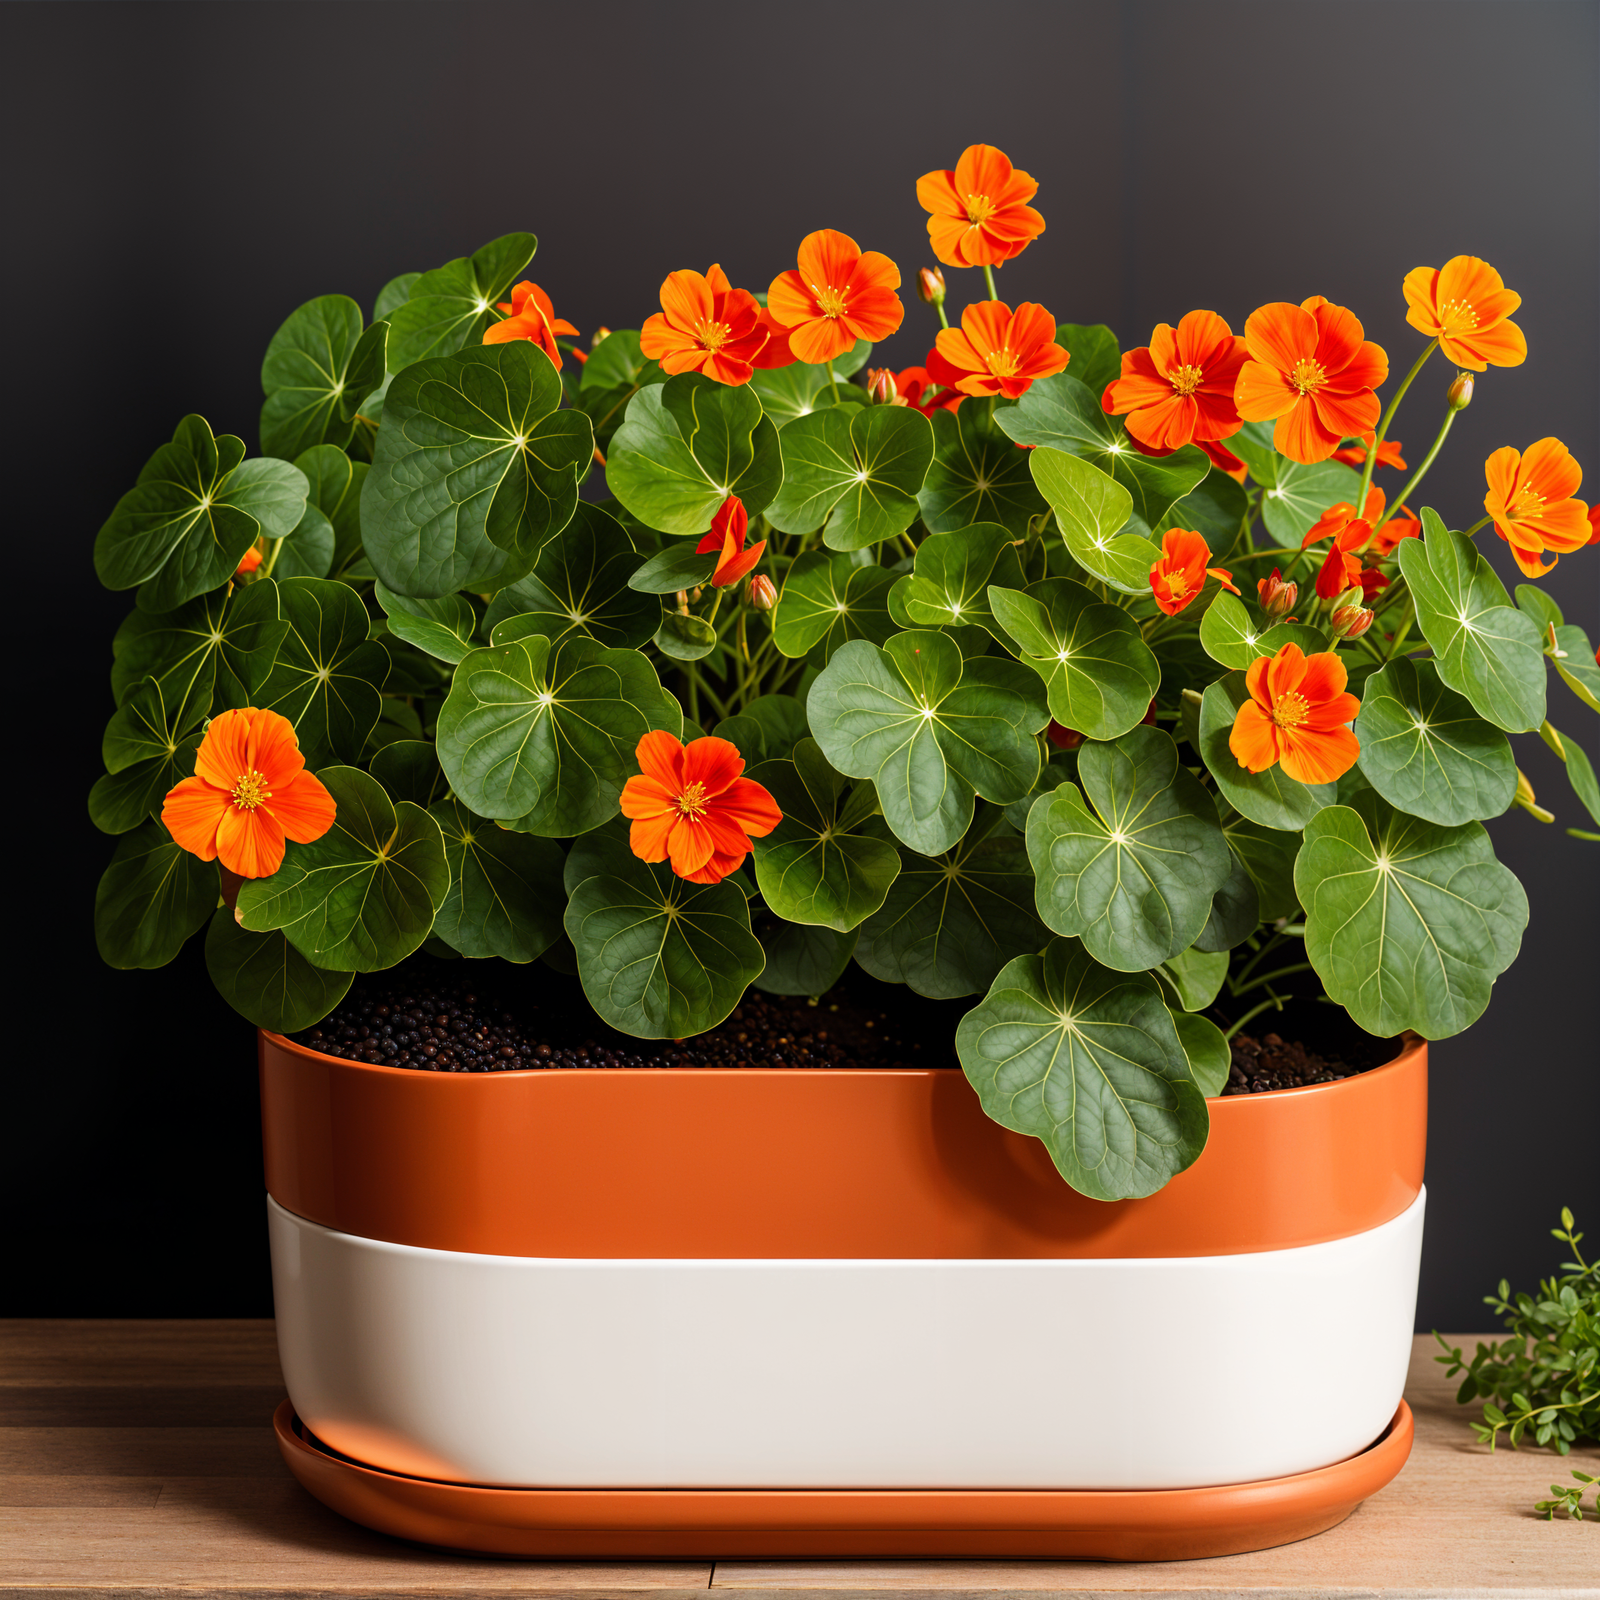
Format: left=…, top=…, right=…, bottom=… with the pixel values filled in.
left=1302, top=487, right=1386, bottom=599
left=1228, top=642, right=1361, bottom=786
left=1402, top=256, right=1526, bottom=371
left=1332, top=432, right=1406, bottom=471
left=1234, top=297, right=1389, bottom=465
left=482, top=281, right=578, bottom=369
left=1483, top=438, right=1592, bottom=578
left=235, top=545, right=263, bottom=577
left=1369, top=504, right=1421, bottom=558
left=934, top=300, right=1070, bottom=399
left=696, top=496, right=766, bottom=588
left=1102, top=310, right=1248, bottom=453
left=915, top=143, right=1046, bottom=269
left=767, top=229, right=904, bottom=366
left=162, top=707, right=336, bottom=880
left=620, top=731, right=782, bottom=885
left=639, top=265, right=792, bottom=386
left=1148, top=528, right=1238, bottom=616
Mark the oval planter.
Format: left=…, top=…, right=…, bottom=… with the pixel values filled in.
left=261, top=1029, right=1426, bottom=1553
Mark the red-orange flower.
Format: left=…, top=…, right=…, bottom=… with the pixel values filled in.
left=1228, top=642, right=1361, bottom=786
left=1234, top=297, right=1389, bottom=465
left=162, top=707, right=336, bottom=880
left=1369, top=505, right=1421, bottom=558
left=1483, top=438, right=1592, bottom=578
left=1332, top=433, right=1406, bottom=471
left=639, top=265, right=792, bottom=386
left=1588, top=504, right=1600, bottom=545
left=620, top=732, right=782, bottom=884
left=1197, top=438, right=1249, bottom=482
left=934, top=300, right=1070, bottom=399
left=235, top=545, right=263, bottom=576
left=1403, top=256, right=1526, bottom=371
left=1102, top=310, right=1248, bottom=453
left=1148, top=528, right=1238, bottom=616
left=482, top=282, right=577, bottom=370
left=767, top=230, right=904, bottom=366
left=697, top=496, right=766, bottom=588
left=916, top=143, right=1046, bottom=269
left=879, top=363, right=962, bottom=417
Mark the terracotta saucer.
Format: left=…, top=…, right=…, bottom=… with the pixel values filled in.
left=273, top=1397, right=1413, bottom=1561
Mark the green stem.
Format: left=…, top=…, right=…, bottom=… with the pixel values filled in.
left=1356, top=337, right=1439, bottom=517
left=1223, top=990, right=1287, bottom=1042
left=1382, top=406, right=1458, bottom=524
left=1384, top=597, right=1416, bottom=660
left=934, top=301, right=950, bottom=330
left=982, top=262, right=999, bottom=300
left=1462, top=514, right=1492, bottom=537
left=259, top=538, right=284, bottom=578
left=1231, top=961, right=1313, bottom=998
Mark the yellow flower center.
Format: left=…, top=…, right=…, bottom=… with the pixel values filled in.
left=1169, top=363, right=1204, bottom=397
left=1163, top=572, right=1190, bottom=601
left=231, top=770, right=271, bottom=811
left=675, top=781, right=709, bottom=819
left=694, top=318, right=732, bottom=353
left=1437, top=297, right=1481, bottom=331
left=811, top=283, right=849, bottom=320
left=965, top=192, right=997, bottom=226
left=1289, top=357, right=1327, bottom=396
left=985, top=345, right=1021, bottom=379
left=1510, top=485, right=1547, bottom=522
left=1271, top=691, right=1311, bottom=730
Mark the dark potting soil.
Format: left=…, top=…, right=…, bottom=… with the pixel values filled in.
left=1220, top=1028, right=1395, bottom=1095
left=288, top=963, right=961, bottom=1074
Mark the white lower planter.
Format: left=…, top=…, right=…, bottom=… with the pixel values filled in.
left=268, top=1187, right=1424, bottom=1490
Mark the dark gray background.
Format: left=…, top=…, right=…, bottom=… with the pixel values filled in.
left=4, top=0, right=1595, bottom=1325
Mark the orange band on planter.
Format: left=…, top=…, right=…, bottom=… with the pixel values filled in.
left=259, top=1032, right=1425, bottom=1260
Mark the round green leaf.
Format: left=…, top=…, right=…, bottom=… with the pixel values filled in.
left=1353, top=656, right=1516, bottom=825
left=435, top=632, right=669, bottom=833
left=251, top=577, right=390, bottom=766
left=750, top=920, right=857, bottom=996
left=92, top=662, right=212, bottom=834
left=764, top=405, right=933, bottom=549
left=428, top=798, right=566, bottom=962
left=627, top=541, right=719, bottom=595
left=807, top=630, right=1047, bottom=856
left=606, top=373, right=782, bottom=534
left=855, top=817, right=1048, bottom=998
left=1221, top=806, right=1301, bottom=922
left=373, top=273, right=419, bottom=322
left=956, top=939, right=1210, bottom=1201
left=564, top=828, right=764, bottom=1038
left=999, top=372, right=1209, bottom=527
left=205, top=909, right=353, bottom=1032
left=1158, top=946, right=1229, bottom=1013
left=294, top=444, right=369, bottom=579
left=270, top=503, right=336, bottom=582
left=1154, top=468, right=1251, bottom=549
left=1259, top=458, right=1364, bottom=544
left=772, top=551, right=896, bottom=665
left=260, top=295, right=386, bottom=460
left=482, top=503, right=657, bottom=650
left=1547, top=723, right=1600, bottom=827
left=1198, top=674, right=1336, bottom=830
left=1026, top=724, right=1230, bottom=970
left=1171, top=1008, right=1230, bottom=1096
left=919, top=403, right=1047, bottom=536
left=1397, top=510, right=1547, bottom=733
left=1199, top=591, right=1327, bottom=671
left=1191, top=846, right=1260, bottom=952
left=988, top=578, right=1160, bottom=738
left=111, top=587, right=282, bottom=709
left=375, top=581, right=478, bottom=664
left=1296, top=789, right=1527, bottom=1039
left=1549, top=624, right=1600, bottom=715
left=369, top=740, right=447, bottom=808
left=1029, top=447, right=1161, bottom=594
left=362, top=340, right=593, bottom=597
left=891, top=523, right=1024, bottom=638
left=743, top=694, right=811, bottom=760
left=1055, top=325, right=1121, bottom=396
left=750, top=739, right=900, bottom=931
left=94, top=821, right=216, bottom=970
left=237, top=766, right=449, bottom=972
left=654, top=611, right=719, bottom=661
left=384, top=232, right=537, bottom=370
left=747, top=355, right=864, bottom=427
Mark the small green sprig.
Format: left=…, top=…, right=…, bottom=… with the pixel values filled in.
left=1535, top=1469, right=1596, bottom=1521
left=1434, top=1209, right=1599, bottom=1510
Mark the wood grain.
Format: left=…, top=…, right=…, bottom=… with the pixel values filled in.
left=0, top=1320, right=1593, bottom=1598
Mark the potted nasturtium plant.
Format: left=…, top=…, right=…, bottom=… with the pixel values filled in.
left=89, top=144, right=1598, bottom=1552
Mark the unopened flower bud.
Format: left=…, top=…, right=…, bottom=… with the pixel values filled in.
left=1257, top=568, right=1297, bottom=621
left=917, top=266, right=946, bottom=307
left=235, top=545, right=263, bottom=578
left=1045, top=720, right=1085, bottom=750
left=591, top=326, right=612, bottom=349
left=745, top=573, right=777, bottom=611
left=1513, top=768, right=1556, bottom=823
left=1332, top=585, right=1365, bottom=614
left=865, top=367, right=903, bottom=406
left=1329, top=604, right=1375, bottom=640
left=1446, top=371, right=1474, bottom=411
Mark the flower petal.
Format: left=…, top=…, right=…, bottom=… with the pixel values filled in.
left=713, top=775, right=783, bottom=837
left=1277, top=723, right=1360, bottom=786
left=635, top=730, right=687, bottom=793
left=247, top=708, right=307, bottom=789
left=269, top=769, right=337, bottom=844
left=681, top=735, right=745, bottom=798
left=162, top=776, right=228, bottom=862
left=215, top=802, right=286, bottom=879
left=195, top=707, right=255, bottom=791
left=1228, top=700, right=1281, bottom=773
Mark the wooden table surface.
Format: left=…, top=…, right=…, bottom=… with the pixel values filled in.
left=1, top=1321, right=1593, bottom=1599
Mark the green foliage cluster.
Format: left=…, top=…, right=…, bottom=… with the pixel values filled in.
left=1435, top=1210, right=1599, bottom=1519
left=90, top=226, right=1598, bottom=1201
